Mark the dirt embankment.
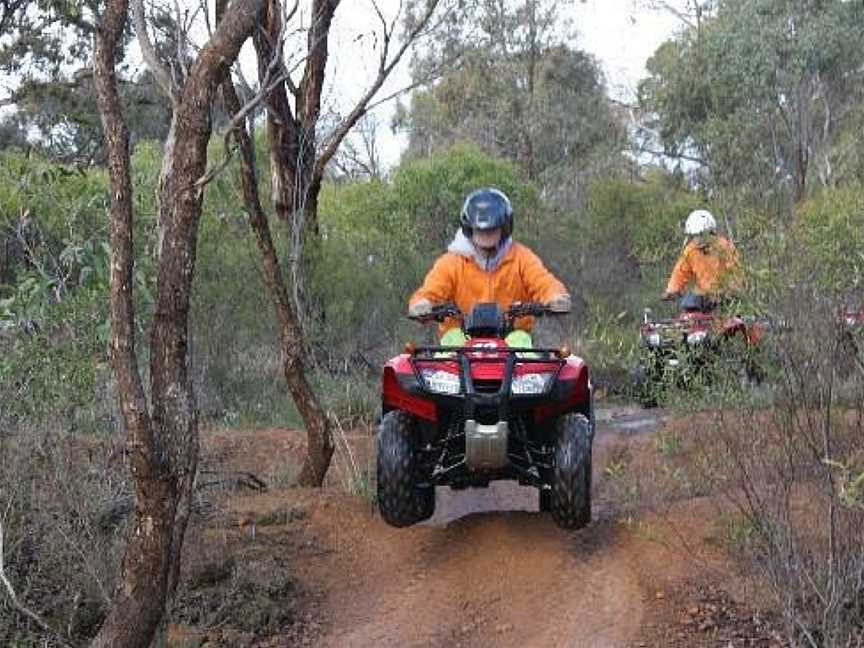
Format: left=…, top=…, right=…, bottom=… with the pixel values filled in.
left=172, top=406, right=783, bottom=647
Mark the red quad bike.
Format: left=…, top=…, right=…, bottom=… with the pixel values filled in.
left=635, top=292, right=766, bottom=407
left=377, top=302, right=593, bottom=530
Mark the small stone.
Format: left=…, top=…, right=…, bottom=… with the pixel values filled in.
left=655, top=591, right=665, bottom=599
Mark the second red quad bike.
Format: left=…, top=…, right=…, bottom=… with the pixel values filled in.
left=634, top=292, right=767, bottom=406
left=377, top=302, right=593, bottom=530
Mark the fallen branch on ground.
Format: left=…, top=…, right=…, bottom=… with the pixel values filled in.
left=197, top=470, right=268, bottom=492
left=0, top=521, right=73, bottom=647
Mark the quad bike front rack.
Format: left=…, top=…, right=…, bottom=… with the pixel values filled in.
left=409, top=346, right=566, bottom=473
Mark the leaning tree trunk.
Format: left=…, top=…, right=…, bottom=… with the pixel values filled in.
left=218, top=52, right=333, bottom=489
left=253, top=0, right=335, bottom=486
left=91, top=1, right=263, bottom=646
left=243, top=0, right=443, bottom=486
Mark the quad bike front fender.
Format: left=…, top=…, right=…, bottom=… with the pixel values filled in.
left=534, top=357, right=590, bottom=424
left=382, top=358, right=437, bottom=422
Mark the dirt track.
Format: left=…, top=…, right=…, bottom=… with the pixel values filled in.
left=320, top=513, right=644, bottom=647
left=206, top=407, right=779, bottom=647
left=308, top=408, right=666, bottom=647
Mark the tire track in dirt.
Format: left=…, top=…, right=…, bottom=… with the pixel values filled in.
left=315, top=407, right=665, bottom=647
left=320, top=507, right=643, bottom=647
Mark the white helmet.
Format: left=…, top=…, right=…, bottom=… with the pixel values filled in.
left=684, top=209, right=717, bottom=236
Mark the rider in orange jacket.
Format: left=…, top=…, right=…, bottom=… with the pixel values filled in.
left=409, top=188, right=570, bottom=346
left=663, top=209, right=741, bottom=302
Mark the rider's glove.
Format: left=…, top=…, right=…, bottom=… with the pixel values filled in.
left=408, top=298, right=433, bottom=318
left=547, top=293, right=571, bottom=313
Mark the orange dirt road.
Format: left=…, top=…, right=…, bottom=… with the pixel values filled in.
left=309, top=408, right=666, bottom=647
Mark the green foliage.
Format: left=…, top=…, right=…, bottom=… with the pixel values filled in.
left=794, top=184, right=864, bottom=295
left=0, top=1, right=171, bottom=163
left=399, top=45, right=620, bottom=178
left=398, top=0, right=622, bottom=186
left=314, top=177, right=418, bottom=358
left=0, top=150, right=119, bottom=430
left=639, top=0, right=864, bottom=201
left=579, top=169, right=704, bottom=315
left=390, top=144, right=540, bottom=247
left=0, top=286, right=114, bottom=432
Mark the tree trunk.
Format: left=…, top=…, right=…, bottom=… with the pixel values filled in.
left=244, top=0, right=441, bottom=486
left=219, top=69, right=334, bottom=490
left=91, top=1, right=263, bottom=645
left=93, top=2, right=171, bottom=645
left=251, top=0, right=335, bottom=486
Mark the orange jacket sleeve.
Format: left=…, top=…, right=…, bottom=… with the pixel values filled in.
left=665, top=245, right=693, bottom=295
left=409, top=253, right=458, bottom=307
left=518, top=245, right=568, bottom=303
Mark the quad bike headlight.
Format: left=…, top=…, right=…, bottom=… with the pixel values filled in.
left=511, top=372, right=552, bottom=395
left=686, top=331, right=708, bottom=345
left=421, top=369, right=461, bottom=395
left=643, top=332, right=661, bottom=347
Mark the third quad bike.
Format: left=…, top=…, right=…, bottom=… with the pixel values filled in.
left=634, top=292, right=767, bottom=406
left=377, top=302, right=593, bottom=530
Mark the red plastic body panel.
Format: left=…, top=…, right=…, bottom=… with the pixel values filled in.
left=534, top=355, right=590, bottom=423
left=408, top=337, right=562, bottom=380
left=641, top=311, right=758, bottom=345
left=381, top=340, right=590, bottom=424
left=382, top=356, right=437, bottom=422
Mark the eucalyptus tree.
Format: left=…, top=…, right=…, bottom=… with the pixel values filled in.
left=639, top=0, right=864, bottom=205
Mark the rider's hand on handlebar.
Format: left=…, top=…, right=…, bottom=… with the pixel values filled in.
left=408, top=298, right=433, bottom=318
left=508, top=301, right=549, bottom=317
left=661, top=291, right=679, bottom=302
left=546, top=293, right=571, bottom=313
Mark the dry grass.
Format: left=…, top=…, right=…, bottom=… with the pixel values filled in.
left=0, top=425, right=129, bottom=645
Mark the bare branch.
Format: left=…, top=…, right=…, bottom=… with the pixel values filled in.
left=174, top=0, right=189, bottom=83
left=636, top=0, right=698, bottom=29
left=202, top=0, right=213, bottom=37
left=371, top=0, right=389, bottom=37
left=232, top=62, right=256, bottom=103
left=131, top=0, right=177, bottom=103
left=194, top=68, right=293, bottom=189
left=314, top=0, right=443, bottom=178
left=636, top=145, right=708, bottom=166
left=362, top=74, right=441, bottom=115
left=0, top=521, right=72, bottom=646
left=282, top=0, right=303, bottom=96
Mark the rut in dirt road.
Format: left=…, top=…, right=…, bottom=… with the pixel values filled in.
left=322, top=510, right=644, bottom=648
left=318, top=406, right=665, bottom=647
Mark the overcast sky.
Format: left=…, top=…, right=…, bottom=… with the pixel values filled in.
left=570, top=0, right=684, bottom=100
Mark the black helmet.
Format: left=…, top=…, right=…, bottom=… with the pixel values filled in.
left=460, top=188, right=513, bottom=238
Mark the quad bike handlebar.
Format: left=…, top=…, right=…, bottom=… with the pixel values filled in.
left=408, top=301, right=558, bottom=323
left=407, top=302, right=462, bottom=323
